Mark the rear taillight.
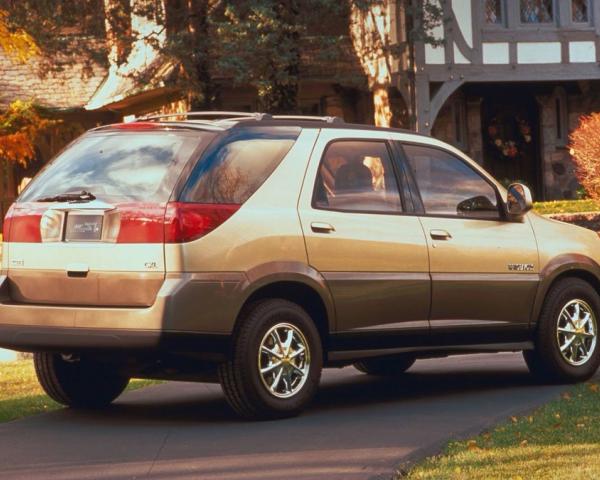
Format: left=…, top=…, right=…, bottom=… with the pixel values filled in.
left=3, top=203, right=44, bottom=243
left=2, top=201, right=240, bottom=244
left=115, top=203, right=168, bottom=243
left=164, top=203, right=240, bottom=243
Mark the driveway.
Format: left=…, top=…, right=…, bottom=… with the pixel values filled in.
left=0, top=353, right=568, bottom=480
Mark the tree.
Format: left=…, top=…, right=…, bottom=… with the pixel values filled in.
left=0, top=9, right=38, bottom=62
left=569, top=113, right=600, bottom=201
left=349, top=0, right=444, bottom=127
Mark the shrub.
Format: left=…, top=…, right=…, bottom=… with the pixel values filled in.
left=570, top=113, right=600, bottom=202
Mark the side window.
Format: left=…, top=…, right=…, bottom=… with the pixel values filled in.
left=402, top=144, right=500, bottom=220
left=313, top=140, right=403, bottom=213
left=181, top=126, right=300, bottom=203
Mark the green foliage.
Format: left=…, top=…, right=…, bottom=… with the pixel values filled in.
left=533, top=199, right=600, bottom=215
left=0, top=0, right=108, bottom=74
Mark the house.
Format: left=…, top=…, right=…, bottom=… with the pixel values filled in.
left=0, top=49, right=114, bottom=219
left=401, top=0, right=600, bottom=200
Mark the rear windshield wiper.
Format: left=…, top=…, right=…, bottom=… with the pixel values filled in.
left=37, top=191, right=97, bottom=203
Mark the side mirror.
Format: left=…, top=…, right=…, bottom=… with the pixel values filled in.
left=506, top=183, right=533, bottom=220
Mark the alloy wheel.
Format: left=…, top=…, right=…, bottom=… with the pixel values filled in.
left=258, top=323, right=311, bottom=398
left=556, top=299, right=597, bottom=366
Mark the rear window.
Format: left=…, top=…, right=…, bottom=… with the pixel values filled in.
left=19, top=130, right=215, bottom=203
left=180, top=126, right=300, bottom=203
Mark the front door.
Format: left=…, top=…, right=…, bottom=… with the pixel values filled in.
left=298, top=130, right=430, bottom=334
left=400, top=142, right=539, bottom=335
left=482, top=90, right=541, bottom=198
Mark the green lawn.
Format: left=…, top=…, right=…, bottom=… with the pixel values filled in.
left=533, top=199, right=600, bottom=215
left=0, top=359, right=159, bottom=423
left=404, top=382, right=600, bottom=480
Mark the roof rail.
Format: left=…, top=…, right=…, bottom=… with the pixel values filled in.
left=272, top=115, right=344, bottom=124
left=135, top=111, right=345, bottom=125
left=137, top=111, right=272, bottom=122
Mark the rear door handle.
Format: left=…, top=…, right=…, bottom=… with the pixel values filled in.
left=311, top=222, right=335, bottom=234
left=430, top=229, right=452, bottom=240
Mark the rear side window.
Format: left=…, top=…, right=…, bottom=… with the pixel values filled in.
left=180, top=126, right=300, bottom=203
left=402, top=144, right=500, bottom=219
left=19, top=130, right=213, bottom=203
left=313, top=140, right=403, bottom=213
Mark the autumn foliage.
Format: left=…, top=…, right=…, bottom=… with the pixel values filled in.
left=569, top=113, right=600, bottom=201
left=0, top=101, right=52, bottom=166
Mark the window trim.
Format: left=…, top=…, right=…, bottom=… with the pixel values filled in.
left=518, top=0, right=557, bottom=27
left=310, top=138, right=410, bottom=217
left=482, top=0, right=507, bottom=28
left=397, top=141, right=509, bottom=222
left=571, top=0, right=592, bottom=25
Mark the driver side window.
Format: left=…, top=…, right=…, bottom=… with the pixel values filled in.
left=402, top=144, right=500, bottom=220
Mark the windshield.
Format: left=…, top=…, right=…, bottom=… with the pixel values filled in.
left=19, top=130, right=216, bottom=203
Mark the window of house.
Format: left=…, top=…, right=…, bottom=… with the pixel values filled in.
left=402, top=144, right=500, bottom=220
left=572, top=0, right=590, bottom=23
left=484, top=0, right=503, bottom=24
left=520, top=0, right=554, bottom=23
left=553, top=87, right=568, bottom=147
left=313, top=141, right=403, bottom=213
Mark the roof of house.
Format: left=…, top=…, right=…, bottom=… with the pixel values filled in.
left=0, top=50, right=107, bottom=110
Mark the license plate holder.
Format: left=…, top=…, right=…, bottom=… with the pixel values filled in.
left=65, top=213, right=103, bottom=242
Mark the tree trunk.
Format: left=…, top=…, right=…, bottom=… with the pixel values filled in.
left=103, top=0, right=132, bottom=65
left=261, top=0, right=300, bottom=114
left=188, top=0, right=217, bottom=109
left=372, top=84, right=392, bottom=128
left=349, top=0, right=393, bottom=126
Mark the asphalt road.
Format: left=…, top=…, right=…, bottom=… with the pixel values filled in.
left=0, top=353, right=570, bottom=480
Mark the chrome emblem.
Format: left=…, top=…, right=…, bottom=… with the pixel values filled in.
left=508, top=263, right=534, bottom=272
left=144, top=262, right=158, bottom=270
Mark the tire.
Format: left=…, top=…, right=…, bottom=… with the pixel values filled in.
left=34, top=353, right=129, bottom=408
left=524, top=278, right=600, bottom=383
left=354, top=354, right=416, bottom=376
left=218, top=299, right=323, bottom=420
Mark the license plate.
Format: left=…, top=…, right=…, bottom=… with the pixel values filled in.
left=65, top=214, right=103, bottom=241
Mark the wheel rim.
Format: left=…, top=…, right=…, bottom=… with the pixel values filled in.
left=556, top=299, right=597, bottom=366
left=258, top=323, right=311, bottom=399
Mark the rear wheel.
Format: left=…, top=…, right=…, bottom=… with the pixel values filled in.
left=354, top=354, right=416, bottom=376
left=34, top=353, right=129, bottom=408
left=218, top=299, right=323, bottom=420
left=524, top=278, right=600, bottom=383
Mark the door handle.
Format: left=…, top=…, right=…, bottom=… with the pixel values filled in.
left=430, top=229, right=452, bottom=240
left=311, top=222, right=335, bottom=234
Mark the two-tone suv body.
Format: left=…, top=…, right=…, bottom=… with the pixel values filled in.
left=1, top=112, right=599, bottom=418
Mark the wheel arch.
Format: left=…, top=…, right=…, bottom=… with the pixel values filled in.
left=532, top=254, right=600, bottom=328
left=234, top=262, right=336, bottom=350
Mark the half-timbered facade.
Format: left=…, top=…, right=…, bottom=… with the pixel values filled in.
left=404, top=0, right=600, bottom=200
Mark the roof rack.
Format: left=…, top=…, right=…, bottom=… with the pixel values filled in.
left=136, top=111, right=345, bottom=125
left=272, top=115, right=344, bottom=124
left=137, top=111, right=272, bottom=122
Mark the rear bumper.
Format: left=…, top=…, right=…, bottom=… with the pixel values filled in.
left=0, top=272, right=245, bottom=353
left=0, top=324, right=230, bottom=357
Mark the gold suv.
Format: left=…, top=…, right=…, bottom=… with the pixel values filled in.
left=0, top=112, right=598, bottom=419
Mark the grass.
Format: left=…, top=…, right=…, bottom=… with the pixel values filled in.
left=0, top=359, right=160, bottom=423
left=403, top=382, right=600, bottom=480
left=533, top=199, right=600, bottom=215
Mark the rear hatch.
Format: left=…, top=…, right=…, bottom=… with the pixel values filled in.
left=4, top=125, right=215, bottom=307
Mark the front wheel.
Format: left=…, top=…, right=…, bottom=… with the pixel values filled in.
left=34, top=353, right=129, bottom=408
left=218, top=299, right=323, bottom=420
left=524, top=278, right=600, bottom=383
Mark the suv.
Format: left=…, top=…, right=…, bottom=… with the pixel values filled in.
left=0, top=112, right=598, bottom=419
